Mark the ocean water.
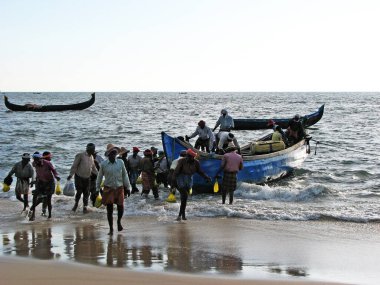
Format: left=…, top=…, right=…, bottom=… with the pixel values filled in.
left=1, top=92, right=380, bottom=223
left=1, top=92, right=380, bottom=284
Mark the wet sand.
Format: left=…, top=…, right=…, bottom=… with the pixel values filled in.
left=1, top=199, right=379, bottom=284
left=1, top=255, right=344, bottom=285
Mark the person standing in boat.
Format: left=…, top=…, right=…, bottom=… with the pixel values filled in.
left=67, top=143, right=98, bottom=213
left=127, top=147, right=142, bottom=194
left=213, top=109, right=235, bottom=151
left=96, top=144, right=131, bottom=235
left=215, top=146, right=243, bottom=205
left=286, top=114, right=306, bottom=144
left=29, top=152, right=60, bottom=221
left=4, top=153, right=35, bottom=212
left=213, top=109, right=234, bottom=132
left=172, top=149, right=211, bottom=221
left=139, top=149, right=159, bottom=199
left=185, top=120, right=215, bottom=153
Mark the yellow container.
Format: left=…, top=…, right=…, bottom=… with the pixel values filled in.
left=213, top=181, right=219, bottom=193
left=95, top=194, right=102, bottom=208
left=2, top=183, right=10, bottom=192
left=166, top=192, right=176, bottom=203
left=55, top=181, right=62, bottom=195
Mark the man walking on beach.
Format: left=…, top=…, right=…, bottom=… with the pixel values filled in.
left=4, top=153, right=35, bottom=212
left=68, top=143, right=98, bottom=213
left=127, top=147, right=142, bottom=194
left=139, top=149, right=159, bottom=199
left=29, top=152, right=60, bottom=221
left=96, top=144, right=131, bottom=235
left=172, top=149, right=211, bottom=221
left=215, top=146, right=243, bottom=204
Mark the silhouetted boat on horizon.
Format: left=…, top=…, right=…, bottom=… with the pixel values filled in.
left=4, top=93, right=95, bottom=112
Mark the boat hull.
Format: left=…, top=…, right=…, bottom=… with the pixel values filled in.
left=233, top=104, right=324, bottom=130
left=161, top=132, right=309, bottom=193
left=4, top=93, right=95, bottom=112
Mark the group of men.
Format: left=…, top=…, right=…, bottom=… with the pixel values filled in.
left=269, top=114, right=306, bottom=146
left=3, top=142, right=174, bottom=234
left=186, top=109, right=307, bottom=156
left=4, top=152, right=61, bottom=221
left=3, top=108, right=306, bottom=234
left=186, top=109, right=239, bottom=154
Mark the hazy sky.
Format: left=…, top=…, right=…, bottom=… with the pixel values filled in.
left=1, top=0, right=379, bottom=91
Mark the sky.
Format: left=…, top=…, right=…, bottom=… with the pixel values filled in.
left=1, top=0, right=380, bottom=92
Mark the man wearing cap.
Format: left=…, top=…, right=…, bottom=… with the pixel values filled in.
left=139, top=149, right=159, bottom=199
left=127, top=147, right=142, bottom=194
left=172, top=149, right=211, bottom=221
left=68, top=143, right=98, bottom=213
left=215, top=146, right=243, bottom=205
left=185, top=120, right=215, bottom=153
left=213, top=109, right=234, bottom=132
left=118, top=147, right=130, bottom=173
left=96, top=144, right=131, bottom=235
left=29, top=152, right=60, bottom=221
left=4, top=153, right=35, bottom=212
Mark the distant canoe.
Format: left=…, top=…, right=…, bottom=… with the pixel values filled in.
left=4, top=93, right=95, bottom=112
left=233, top=104, right=324, bottom=130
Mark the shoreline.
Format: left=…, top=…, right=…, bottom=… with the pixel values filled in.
left=1, top=206, right=379, bottom=284
left=1, top=255, right=345, bottom=285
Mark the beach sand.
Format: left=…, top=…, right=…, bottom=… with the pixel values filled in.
left=1, top=199, right=379, bottom=285
left=1, top=255, right=344, bottom=285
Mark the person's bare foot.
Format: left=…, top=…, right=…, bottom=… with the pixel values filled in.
left=29, top=213, right=35, bottom=221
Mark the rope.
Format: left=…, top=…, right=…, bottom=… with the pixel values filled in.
left=310, top=139, right=376, bottom=156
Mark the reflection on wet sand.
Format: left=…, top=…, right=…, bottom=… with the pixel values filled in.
left=1, top=224, right=307, bottom=277
left=3, top=228, right=55, bottom=259
left=64, top=225, right=105, bottom=265
left=166, top=224, right=242, bottom=273
left=31, top=227, right=54, bottom=259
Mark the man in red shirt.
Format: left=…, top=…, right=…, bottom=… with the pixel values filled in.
left=29, top=152, right=60, bottom=221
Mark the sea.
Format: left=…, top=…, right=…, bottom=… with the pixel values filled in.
left=0, top=92, right=379, bottom=283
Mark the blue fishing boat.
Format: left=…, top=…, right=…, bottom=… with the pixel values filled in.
left=161, top=131, right=311, bottom=193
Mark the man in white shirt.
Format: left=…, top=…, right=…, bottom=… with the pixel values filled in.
left=186, top=120, right=215, bottom=153
left=68, top=143, right=98, bottom=213
left=217, top=132, right=240, bottom=154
